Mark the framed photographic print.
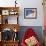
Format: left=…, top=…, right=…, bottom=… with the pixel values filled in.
left=2, top=10, right=9, bottom=15
left=24, top=8, right=37, bottom=19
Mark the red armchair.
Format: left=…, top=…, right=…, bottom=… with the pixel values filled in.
left=21, top=28, right=41, bottom=46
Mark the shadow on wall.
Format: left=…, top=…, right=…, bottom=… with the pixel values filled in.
left=18, top=26, right=43, bottom=44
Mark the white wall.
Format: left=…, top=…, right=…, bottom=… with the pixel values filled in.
left=18, top=0, right=44, bottom=26
left=0, top=0, right=43, bottom=26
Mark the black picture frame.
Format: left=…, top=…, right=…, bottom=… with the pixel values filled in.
left=24, top=8, right=37, bottom=19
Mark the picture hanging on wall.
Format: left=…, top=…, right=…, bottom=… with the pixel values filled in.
left=24, top=8, right=37, bottom=19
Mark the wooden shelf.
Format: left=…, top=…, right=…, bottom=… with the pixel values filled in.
left=0, top=40, right=19, bottom=46
left=0, top=24, right=20, bottom=32
left=0, top=7, right=20, bottom=46
left=0, top=7, right=19, bottom=9
left=2, top=40, right=19, bottom=42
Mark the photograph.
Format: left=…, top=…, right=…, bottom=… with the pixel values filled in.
left=24, top=8, right=37, bottom=19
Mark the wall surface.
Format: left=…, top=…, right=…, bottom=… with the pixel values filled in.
left=0, top=0, right=44, bottom=26
left=18, top=0, right=43, bottom=26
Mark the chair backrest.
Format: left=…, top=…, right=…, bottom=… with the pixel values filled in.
left=21, top=28, right=36, bottom=46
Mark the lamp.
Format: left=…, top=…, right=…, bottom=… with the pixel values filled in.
left=15, top=0, right=17, bottom=7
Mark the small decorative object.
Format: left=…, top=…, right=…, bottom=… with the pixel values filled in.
left=0, top=10, right=2, bottom=14
left=14, top=29, right=17, bottom=32
left=5, top=18, right=8, bottom=24
left=9, top=10, right=14, bottom=15
left=24, top=8, right=37, bottom=19
left=13, top=33, right=16, bottom=41
left=2, top=10, right=9, bottom=15
left=9, top=10, right=18, bottom=15
left=13, top=32, right=18, bottom=41
left=0, top=15, right=1, bottom=24
left=13, top=28, right=18, bottom=40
